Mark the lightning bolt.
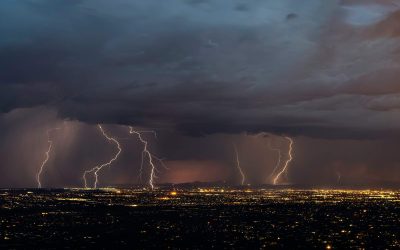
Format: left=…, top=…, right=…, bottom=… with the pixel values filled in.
left=83, top=125, right=122, bottom=188
left=336, top=171, right=341, bottom=184
left=129, top=126, right=166, bottom=190
left=273, top=136, right=294, bottom=185
left=267, top=138, right=282, bottom=183
left=233, top=144, right=245, bottom=185
left=36, top=128, right=60, bottom=188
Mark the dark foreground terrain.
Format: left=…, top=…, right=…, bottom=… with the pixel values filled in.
left=1, top=188, right=400, bottom=249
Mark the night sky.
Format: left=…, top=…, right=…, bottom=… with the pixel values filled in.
left=2, top=0, right=400, bottom=187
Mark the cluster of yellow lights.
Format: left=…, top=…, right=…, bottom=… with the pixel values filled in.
left=198, top=188, right=243, bottom=193
left=56, top=198, right=88, bottom=202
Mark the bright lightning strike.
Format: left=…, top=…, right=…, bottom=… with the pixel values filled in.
left=233, top=144, right=245, bottom=185
left=267, top=138, right=282, bottom=183
left=36, top=128, right=60, bottom=188
left=273, top=136, right=294, bottom=185
left=83, top=125, right=122, bottom=189
left=129, top=126, right=166, bottom=190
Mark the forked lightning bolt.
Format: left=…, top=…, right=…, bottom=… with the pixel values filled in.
left=37, top=128, right=60, bottom=188
left=273, top=136, right=294, bottom=185
left=233, top=144, right=245, bottom=185
left=129, top=126, right=166, bottom=190
left=83, top=125, right=122, bottom=188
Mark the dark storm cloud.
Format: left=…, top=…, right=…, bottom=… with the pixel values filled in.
left=1, top=0, right=400, bottom=139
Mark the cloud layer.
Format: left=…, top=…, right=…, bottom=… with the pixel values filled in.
left=2, top=0, right=400, bottom=139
